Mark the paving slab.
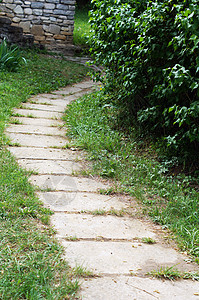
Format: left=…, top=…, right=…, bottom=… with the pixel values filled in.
left=21, top=103, right=65, bottom=112
left=7, top=133, right=68, bottom=148
left=30, top=93, right=64, bottom=100
left=80, top=276, right=199, bottom=300
left=53, top=86, right=83, bottom=95
left=30, top=175, right=108, bottom=191
left=10, top=117, right=64, bottom=127
left=51, top=213, right=156, bottom=239
left=6, top=124, right=66, bottom=136
left=62, top=241, right=198, bottom=275
left=72, top=81, right=95, bottom=89
left=17, top=159, right=81, bottom=174
left=9, top=147, right=81, bottom=161
left=38, top=192, right=128, bottom=212
left=32, top=95, right=78, bottom=103
left=68, top=90, right=92, bottom=99
left=13, top=108, right=62, bottom=119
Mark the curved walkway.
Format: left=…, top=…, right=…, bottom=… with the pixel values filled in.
left=6, top=79, right=199, bottom=299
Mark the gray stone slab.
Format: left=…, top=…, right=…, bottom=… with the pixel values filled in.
left=10, top=117, right=64, bottom=127
left=13, top=108, right=62, bottom=119
left=18, top=159, right=81, bottom=174
left=30, top=93, right=62, bottom=100
left=67, top=90, right=92, bottom=100
left=7, top=132, right=67, bottom=148
left=51, top=214, right=156, bottom=239
left=6, top=124, right=66, bottom=136
left=21, top=103, right=64, bottom=112
left=73, top=80, right=95, bottom=89
left=9, top=147, right=80, bottom=161
left=29, top=98, right=71, bottom=107
left=62, top=241, right=197, bottom=275
left=38, top=192, right=128, bottom=212
left=30, top=175, right=108, bottom=191
left=81, top=276, right=199, bottom=300
left=53, top=86, right=82, bottom=95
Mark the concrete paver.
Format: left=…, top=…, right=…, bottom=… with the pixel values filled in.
left=30, top=174, right=108, bottom=191
left=7, top=132, right=68, bottom=148
left=81, top=276, right=199, bottom=300
left=21, top=103, right=65, bottom=112
left=38, top=192, right=128, bottom=212
left=10, top=117, right=64, bottom=127
left=9, top=147, right=81, bottom=160
left=62, top=240, right=195, bottom=275
left=53, top=86, right=83, bottom=95
left=6, top=124, right=66, bottom=136
left=17, top=159, right=81, bottom=174
left=13, top=108, right=62, bottom=119
left=32, top=94, right=80, bottom=104
left=6, top=79, right=199, bottom=299
left=51, top=213, right=156, bottom=239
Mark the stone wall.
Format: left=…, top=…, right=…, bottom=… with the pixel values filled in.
left=0, top=16, right=34, bottom=47
left=0, top=0, right=76, bottom=54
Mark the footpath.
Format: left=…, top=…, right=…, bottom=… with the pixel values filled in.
left=6, top=79, right=199, bottom=299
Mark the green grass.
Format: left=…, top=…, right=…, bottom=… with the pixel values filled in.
left=0, top=50, right=88, bottom=299
left=64, top=91, right=199, bottom=260
left=148, top=266, right=199, bottom=281
left=72, top=265, right=95, bottom=278
left=142, top=237, right=156, bottom=244
left=73, top=6, right=90, bottom=47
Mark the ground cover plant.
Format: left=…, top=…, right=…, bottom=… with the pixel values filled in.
left=88, top=0, right=199, bottom=166
left=0, top=38, right=26, bottom=71
left=64, top=91, right=199, bottom=261
left=0, top=49, right=88, bottom=299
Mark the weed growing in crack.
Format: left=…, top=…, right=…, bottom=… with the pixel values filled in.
left=72, top=265, right=95, bottom=278
left=148, top=266, right=199, bottom=281
left=142, top=237, right=156, bottom=244
left=9, top=118, right=23, bottom=125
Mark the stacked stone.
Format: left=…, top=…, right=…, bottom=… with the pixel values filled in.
left=0, top=0, right=76, bottom=53
left=0, top=16, right=34, bottom=48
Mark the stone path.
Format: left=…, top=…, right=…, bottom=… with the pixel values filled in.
left=6, top=79, right=199, bottom=299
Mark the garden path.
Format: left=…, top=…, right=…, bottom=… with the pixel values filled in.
left=6, top=79, right=199, bottom=299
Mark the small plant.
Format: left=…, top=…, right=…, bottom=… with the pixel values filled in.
left=9, top=118, right=23, bottom=125
left=149, top=266, right=199, bottom=281
left=183, top=272, right=199, bottom=281
left=12, top=113, right=24, bottom=117
left=27, top=114, right=36, bottom=118
left=108, top=209, right=124, bottom=217
left=65, top=236, right=79, bottom=241
left=0, top=38, right=26, bottom=71
left=72, top=265, right=95, bottom=278
left=91, top=209, right=106, bottom=216
left=99, top=187, right=115, bottom=195
left=148, top=266, right=182, bottom=280
left=87, top=209, right=125, bottom=217
left=142, top=237, right=156, bottom=244
left=7, top=142, right=21, bottom=147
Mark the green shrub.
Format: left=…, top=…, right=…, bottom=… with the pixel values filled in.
left=0, top=38, right=26, bottom=71
left=89, top=0, right=199, bottom=164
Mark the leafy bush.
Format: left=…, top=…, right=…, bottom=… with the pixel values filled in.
left=0, top=38, right=26, bottom=71
left=89, top=0, right=199, bottom=164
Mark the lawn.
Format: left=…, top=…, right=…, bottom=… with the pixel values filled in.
left=64, top=91, right=199, bottom=262
left=0, top=50, right=88, bottom=299
left=73, top=5, right=90, bottom=47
